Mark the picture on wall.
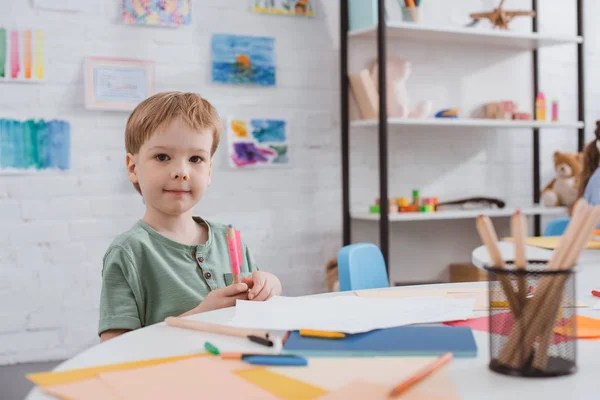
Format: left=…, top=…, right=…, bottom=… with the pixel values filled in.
left=251, top=0, right=315, bottom=17
left=0, top=118, right=70, bottom=172
left=227, top=118, right=289, bottom=168
left=122, top=0, right=191, bottom=27
left=211, top=34, right=275, bottom=87
left=0, top=28, right=45, bottom=82
left=84, top=57, right=154, bottom=111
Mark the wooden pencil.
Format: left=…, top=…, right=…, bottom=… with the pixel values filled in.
left=511, top=210, right=528, bottom=310
left=165, top=317, right=269, bottom=340
left=476, top=215, right=520, bottom=317
left=388, top=352, right=453, bottom=398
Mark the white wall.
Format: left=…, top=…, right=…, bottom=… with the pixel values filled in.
left=0, top=0, right=341, bottom=365
left=0, top=0, right=598, bottom=365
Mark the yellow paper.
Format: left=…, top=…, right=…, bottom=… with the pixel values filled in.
left=504, top=236, right=600, bottom=250
left=555, top=315, right=600, bottom=338
left=43, top=378, right=121, bottom=400
left=27, top=352, right=205, bottom=387
left=235, top=368, right=328, bottom=400
left=98, top=357, right=279, bottom=400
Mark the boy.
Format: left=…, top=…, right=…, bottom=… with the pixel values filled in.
left=99, top=92, right=282, bottom=342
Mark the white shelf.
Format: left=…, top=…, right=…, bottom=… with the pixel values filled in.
left=352, top=205, right=567, bottom=222
left=351, top=118, right=584, bottom=130
left=349, top=22, right=582, bottom=50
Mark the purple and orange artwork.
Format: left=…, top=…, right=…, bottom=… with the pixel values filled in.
left=227, top=118, right=289, bottom=168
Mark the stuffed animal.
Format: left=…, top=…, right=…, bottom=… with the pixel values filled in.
left=579, top=121, right=600, bottom=205
left=541, top=151, right=582, bottom=208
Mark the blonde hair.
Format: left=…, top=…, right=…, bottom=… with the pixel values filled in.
left=125, top=91, right=222, bottom=194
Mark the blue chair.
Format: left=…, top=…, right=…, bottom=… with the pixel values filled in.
left=543, top=217, right=570, bottom=236
left=337, top=243, right=389, bottom=291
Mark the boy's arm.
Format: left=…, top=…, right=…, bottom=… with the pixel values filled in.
left=100, top=329, right=131, bottom=343
left=98, top=247, right=144, bottom=340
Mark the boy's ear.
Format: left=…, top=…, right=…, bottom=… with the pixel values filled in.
left=126, top=153, right=138, bottom=185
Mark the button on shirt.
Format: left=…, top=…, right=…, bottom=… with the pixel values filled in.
left=98, top=217, right=259, bottom=336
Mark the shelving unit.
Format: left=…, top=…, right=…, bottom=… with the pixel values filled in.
left=339, top=0, right=585, bottom=279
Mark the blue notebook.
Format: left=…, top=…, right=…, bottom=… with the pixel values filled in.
left=283, top=326, right=477, bottom=358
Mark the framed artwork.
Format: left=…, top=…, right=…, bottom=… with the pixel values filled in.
left=251, top=0, right=316, bottom=17
left=227, top=118, right=289, bottom=168
left=84, top=57, right=154, bottom=111
left=0, top=28, right=45, bottom=82
left=122, top=0, right=191, bottom=27
left=211, top=34, right=275, bottom=87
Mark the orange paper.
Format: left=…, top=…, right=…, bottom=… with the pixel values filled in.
left=555, top=315, right=600, bottom=339
left=97, top=357, right=279, bottom=400
left=43, top=378, right=120, bottom=400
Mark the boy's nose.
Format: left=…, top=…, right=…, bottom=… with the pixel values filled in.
left=172, top=170, right=189, bottom=181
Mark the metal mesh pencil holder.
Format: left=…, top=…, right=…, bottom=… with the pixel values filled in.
left=485, top=261, right=577, bottom=378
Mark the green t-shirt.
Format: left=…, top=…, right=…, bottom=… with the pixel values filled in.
left=98, top=217, right=259, bottom=336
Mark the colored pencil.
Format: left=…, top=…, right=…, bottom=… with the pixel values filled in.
left=388, top=352, right=452, bottom=398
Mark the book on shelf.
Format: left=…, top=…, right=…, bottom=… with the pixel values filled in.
left=348, top=69, right=378, bottom=119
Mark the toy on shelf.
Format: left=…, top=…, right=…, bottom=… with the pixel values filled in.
left=484, top=100, right=531, bottom=121
left=399, top=0, right=421, bottom=23
left=541, top=151, right=582, bottom=208
left=436, top=197, right=505, bottom=211
left=370, top=190, right=439, bottom=214
left=435, top=108, right=459, bottom=118
left=468, top=0, right=536, bottom=30
left=535, top=92, right=546, bottom=121
left=552, top=99, right=559, bottom=121
left=369, top=57, right=432, bottom=119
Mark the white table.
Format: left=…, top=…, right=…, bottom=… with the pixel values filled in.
left=27, top=244, right=600, bottom=400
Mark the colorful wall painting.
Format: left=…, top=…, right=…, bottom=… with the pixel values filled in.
left=122, top=0, right=191, bottom=27
left=0, top=28, right=45, bottom=82
left=211, top=34, right=276, bottom=87
left=251, top=0, right=316, bottom=17
left=228, top=118, right=289, bottom=168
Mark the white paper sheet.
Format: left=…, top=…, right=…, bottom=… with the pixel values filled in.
left=593, top=300, right=600, bottom=310
left=228, top=295, right=475, bottom=334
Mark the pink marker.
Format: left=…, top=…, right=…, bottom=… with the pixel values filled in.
left=227, top=225, right=241, bottom=284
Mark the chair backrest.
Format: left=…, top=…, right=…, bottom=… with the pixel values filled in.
left=543, top=217, right=570, bottom=236
left=337, top=243, right=389, bottom=291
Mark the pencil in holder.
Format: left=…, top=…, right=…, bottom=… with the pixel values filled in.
left=398, top=1, right=420, bottom=23
left=485, top=261, right=577, bottom=378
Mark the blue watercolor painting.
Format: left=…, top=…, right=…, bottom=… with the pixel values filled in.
left=228, top=118, right=289, bottom=168
left=0, top=119, right=70, bottom=171
left=211, top=34, right=275, bottom=87
left=250, top=119, right=286, bottom=142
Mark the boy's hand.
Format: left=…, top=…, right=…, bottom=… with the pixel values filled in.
left=186, top=283, right=249, bottom=315
left=241, top=271, right=282, bottom=301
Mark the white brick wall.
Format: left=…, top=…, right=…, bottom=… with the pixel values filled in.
left=0, top=0, right=598, bottom=365
left=0, top=0, right=342, bottom=364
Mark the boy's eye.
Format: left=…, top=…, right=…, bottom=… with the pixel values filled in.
left=189, top=156, right=203, bottom=164
left=155, top=154, right=170, bottom=162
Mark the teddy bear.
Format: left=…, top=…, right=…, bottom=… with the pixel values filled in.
left=541, top=151, right=582, bottom=208
left=325, top=258, right=340, bottom=292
